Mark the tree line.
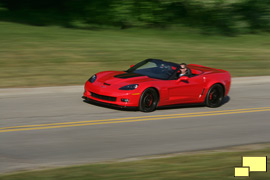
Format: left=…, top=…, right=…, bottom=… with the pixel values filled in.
left=0, top=0, right=269, bottom=35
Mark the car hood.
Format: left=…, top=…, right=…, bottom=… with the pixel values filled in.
left=96, top=71, right=155, bottom=86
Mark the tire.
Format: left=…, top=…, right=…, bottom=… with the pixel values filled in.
left=139, top=88, right=158, bottom=112
left=205, top=84, right=224, bottom=108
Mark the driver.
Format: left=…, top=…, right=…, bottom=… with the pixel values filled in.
left=179, top=63, right=191, bottom=77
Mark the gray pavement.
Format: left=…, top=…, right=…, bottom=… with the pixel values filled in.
left=0, top=76, right=270, bottom=173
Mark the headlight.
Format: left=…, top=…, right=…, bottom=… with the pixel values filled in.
left=88, top=74, right=97, bottom=83
left=119, top=84, right=139, bottom=90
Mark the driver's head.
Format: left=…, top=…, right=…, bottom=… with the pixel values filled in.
left=180, top=63, right=187, bottom=73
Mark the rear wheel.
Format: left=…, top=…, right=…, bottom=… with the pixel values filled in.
left=205, top=84, right=224, bottom=108
left=139, top=88, right=158, bottom=112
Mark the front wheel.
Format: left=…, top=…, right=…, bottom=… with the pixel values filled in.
left=205, top=84, right=224, bottom=108
left=139, top=88, right=158, bottom=112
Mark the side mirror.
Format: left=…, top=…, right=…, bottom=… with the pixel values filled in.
left=177, top=76, right=189, bottom=82
left=130, top=65, right=134, bottom=68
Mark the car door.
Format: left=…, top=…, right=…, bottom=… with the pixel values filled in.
left=168, top=75, right=205, bottom=104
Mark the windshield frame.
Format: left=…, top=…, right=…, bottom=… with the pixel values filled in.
left=126, top=59, right=180, bottom=80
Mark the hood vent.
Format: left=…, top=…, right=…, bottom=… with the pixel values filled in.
left=114, top=72, right=144, bottom=79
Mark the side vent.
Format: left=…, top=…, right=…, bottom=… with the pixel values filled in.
left=201, top=88, right=205, bottom=95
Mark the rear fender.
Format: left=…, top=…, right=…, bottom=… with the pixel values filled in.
left=203, top=72, right=231, bottom=99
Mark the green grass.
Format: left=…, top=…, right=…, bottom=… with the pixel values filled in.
left=0, top=21, right=270, bottom=88
left=0, top=144, right=270, bottom=180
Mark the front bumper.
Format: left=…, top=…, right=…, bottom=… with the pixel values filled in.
left=83, top=81, right=141, bottom=107
left=82, top=96, right=137, bottom=110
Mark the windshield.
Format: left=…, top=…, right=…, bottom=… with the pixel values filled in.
left=127, top=59, right=179, bottom=80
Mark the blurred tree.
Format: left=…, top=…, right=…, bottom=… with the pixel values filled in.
left=0, top=0, right=269, bottom=34
left=236, top=0, right=270, bottom=32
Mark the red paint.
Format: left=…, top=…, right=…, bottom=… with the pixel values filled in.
left=83, top=63, right=231, bottom=108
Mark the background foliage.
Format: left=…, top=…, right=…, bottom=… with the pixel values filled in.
left=1, top=0, right=270, bottom=35
left=0, top=0, right=269, bottom=87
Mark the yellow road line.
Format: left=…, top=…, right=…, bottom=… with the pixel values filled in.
left=0, top=107, right=269, bottom=133
left=1, top=107, right=269, bottom=130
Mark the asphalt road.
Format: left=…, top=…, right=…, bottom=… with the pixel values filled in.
left=0, top=76, right=270, bottom=173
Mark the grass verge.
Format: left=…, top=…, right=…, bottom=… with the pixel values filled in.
left=0, top=22, right=270, bottom=88
left=0, top=144, right=270, bottom=180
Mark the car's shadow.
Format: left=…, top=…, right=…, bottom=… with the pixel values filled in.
left=158, top=96, right=230, bottom=111
left=222, top=96, right=230, bottom=105
left=83, top=96, right=231, bottom=112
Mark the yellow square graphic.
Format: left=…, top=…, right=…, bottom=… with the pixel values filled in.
left=235, top=167, right=250, bottom=177
left=242, top=157, right=267, bottom=172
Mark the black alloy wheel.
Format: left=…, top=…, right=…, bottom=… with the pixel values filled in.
left=205, top=84, right=224, bottom=108
left=139, top=88, right=158, bottom=112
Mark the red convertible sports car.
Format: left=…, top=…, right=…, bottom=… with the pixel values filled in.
left=82, top=59, right=231, bottom=112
